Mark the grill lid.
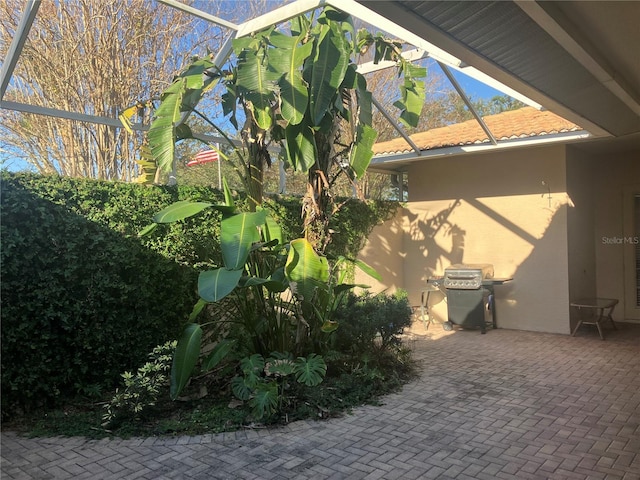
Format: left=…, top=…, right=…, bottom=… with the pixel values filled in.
left=444, top=264, right=494, bottom=289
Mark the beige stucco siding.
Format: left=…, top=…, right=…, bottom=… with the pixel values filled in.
left=591, top=152, right=640, bottom=321
left=565, top=149, right=597, bottom=329
left=357, top=141, right=639, bottom=333
left=353, top=207, right=404, bottom=295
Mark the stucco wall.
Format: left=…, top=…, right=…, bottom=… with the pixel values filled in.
left=354, top=207, right=405, bottom=295
left=592, top=151, right=640, bottom=321
left=565, top=148, right=597, bottom=329
left=358, top=145, right=573, bottom=334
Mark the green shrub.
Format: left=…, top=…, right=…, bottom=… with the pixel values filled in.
left=327, top=198, right=398, bottom=262
left=331, top=290, right=413, bottom=355
left=0, top=179, right=196, bottom=417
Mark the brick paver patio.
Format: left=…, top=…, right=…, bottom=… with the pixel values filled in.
left=2, top=323, right=639, bottom=479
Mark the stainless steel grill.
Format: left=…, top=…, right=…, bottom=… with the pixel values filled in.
left=423, top=265, right=511, bottom=334
left=443, top=264, right=496, bottom=334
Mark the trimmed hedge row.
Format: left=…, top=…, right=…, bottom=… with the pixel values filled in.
left=0, top=172, right=398, bottom=418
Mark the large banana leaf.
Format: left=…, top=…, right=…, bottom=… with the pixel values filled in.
left=235, top=42, right=279, bottom=130
left=354, top=258, right=382, bottom=281
left=290, top=11, right=310, bottom=36
left=354, top=70, right=373, bottom=126
left=220, top=210, right=267, bottom=270
left=202, top=339, right=235, bottom=372
left=284, top=118, right=317, bottom=173
left=269, top=32, right=313, bottom=125
left=322, top=6, right=356, bottom=53
left=241, top=276, right=287, bottom=293
left=221, top=85, right=237, bottom=125
left=170, top=323, right=202, bottom=400
left=198, top=268, right=243, bottom=302
left=309, top=22, right=350, bottom=125
left=285, top=238, right=329, bottom=301
left=148, top=58, right=219, bottom=174
left=148, top=79, right=185, bottom=174
left=262, top=212, right=284, bottom=245
left=349, top=124, right=377, bottom=179
left=394, top=64, right=426, bottom=128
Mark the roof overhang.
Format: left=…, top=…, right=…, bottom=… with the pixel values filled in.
left=358, top=1, right=640, bottom=141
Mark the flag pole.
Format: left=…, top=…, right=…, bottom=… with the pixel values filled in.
left=216, top=143, right=221, bottom=190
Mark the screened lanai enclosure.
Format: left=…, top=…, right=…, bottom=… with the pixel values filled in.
left=2, top=0, right=639, bottom=331
left=0, top=0, right=561, bottom=188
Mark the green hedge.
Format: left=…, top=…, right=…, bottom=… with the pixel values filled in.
left=0, top=172, right=398, bottom=418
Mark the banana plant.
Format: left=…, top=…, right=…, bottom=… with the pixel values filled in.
left=141, top=180, right=336, bottom=399
left=136, top=5, right=425, bottom=249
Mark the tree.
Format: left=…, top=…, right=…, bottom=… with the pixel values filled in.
left=0, top=0, right=222, bottom=180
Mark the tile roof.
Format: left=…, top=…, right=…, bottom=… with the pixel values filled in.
left=372, top=106, right=582, bottom=155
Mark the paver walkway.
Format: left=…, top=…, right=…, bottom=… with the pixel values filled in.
left=2, top=324, right=639, bottom=480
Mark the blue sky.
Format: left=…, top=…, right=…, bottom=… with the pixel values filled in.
left=451, top=71, right=505, bottom=101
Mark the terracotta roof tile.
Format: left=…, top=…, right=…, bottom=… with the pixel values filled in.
left=372, top=106, right=582, bottom=155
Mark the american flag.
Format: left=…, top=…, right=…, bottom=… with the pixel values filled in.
left=187, top=149, right=219, bottom=167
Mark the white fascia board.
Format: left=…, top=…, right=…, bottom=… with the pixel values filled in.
left=370, top=130, right=593, bottom=167
left=157, top=0, right=239, bottom=30
left=236, top=0, right=327, bottom=37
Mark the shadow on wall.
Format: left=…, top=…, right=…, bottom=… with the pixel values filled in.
left=406, top=199, right=466, bottom=281
left=359, top=209, right=405, bottom=292
left=500, top=205, right=571, bottom=334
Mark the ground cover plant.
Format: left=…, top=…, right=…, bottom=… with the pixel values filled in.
left=9, top=289, right=415, bottom=439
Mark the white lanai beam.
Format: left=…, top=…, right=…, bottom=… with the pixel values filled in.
left=448, top=64, right=542, bottom=111
left=328, top=0, right=462, bottom=68
left=0, top=100, right=147, bottom=129
left=237, top=0, right=327, bottom=37
left=0, top=0, right=41, bottom=100
left=357, top=48, right=430, bottom=75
